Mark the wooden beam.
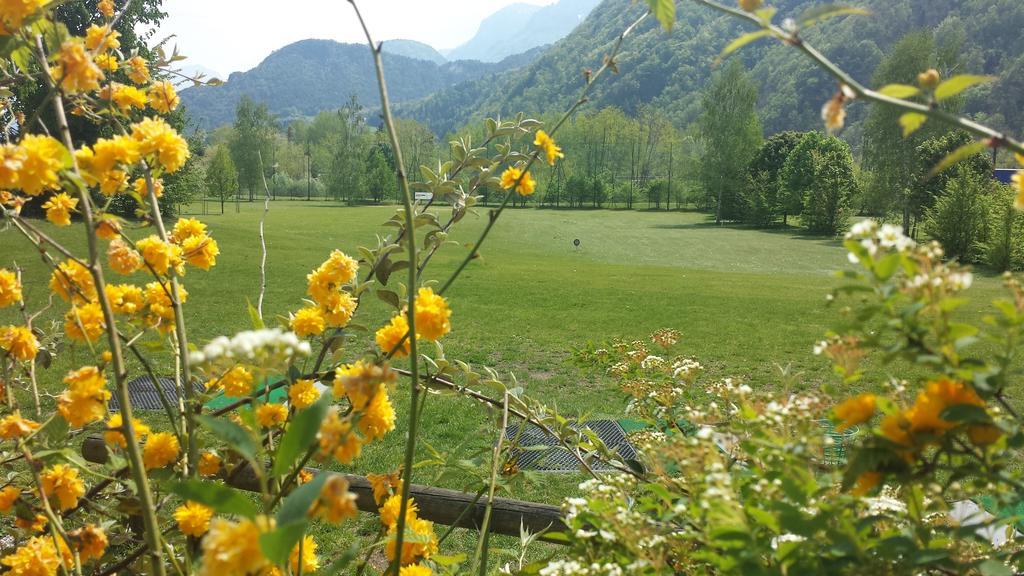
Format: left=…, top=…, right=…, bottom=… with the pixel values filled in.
left=81, top=436, right=569, bottom=543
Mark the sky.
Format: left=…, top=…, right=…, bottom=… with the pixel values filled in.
left=155, top=0, right=554, bottom=78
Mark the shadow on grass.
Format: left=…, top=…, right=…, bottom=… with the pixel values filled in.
left=649, top=217, right=847, bottom=247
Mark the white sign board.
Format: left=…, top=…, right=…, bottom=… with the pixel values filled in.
left=414, top=192, right=433, bottom=201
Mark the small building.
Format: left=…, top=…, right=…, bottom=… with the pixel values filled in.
left=994, top=168, right=1020, bottom=185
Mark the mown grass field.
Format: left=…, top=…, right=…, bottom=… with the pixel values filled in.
left=0, top=201, right=1012, bottom=568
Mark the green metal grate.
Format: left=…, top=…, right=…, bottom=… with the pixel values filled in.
left=817, top=419, right=859, bottom=467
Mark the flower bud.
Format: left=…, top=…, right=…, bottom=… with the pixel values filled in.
left=918, top=68, right=941, bottom=89
left=739, top=0, right=763, bottom=11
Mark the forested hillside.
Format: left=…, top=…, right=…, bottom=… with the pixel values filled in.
left=403, top=0, right=1024, bottom=142
left=179, top=40, right=544, bottom=130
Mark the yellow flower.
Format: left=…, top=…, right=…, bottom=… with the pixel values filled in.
left=133, top=176, right=163, bottom=198
left=143, top=431, right=179, bottom=469
left=103, top=413, right=150, bottom=448
left=499, top=166, right=536, bottom=197
left=376, top=314, right=411, bottom=358
left=95, top=53, right=118, bottom=72
left=307, top=250, right=359, bottom=303
left=289, top=379, right=320, bottom=410
left=136, top=235, right=184, bottom=276
left=181, top=234, right=219, bottom=270
left=534, top=130, right=564, bottom=166
left=126, top=55, right=150, bottom=84
left=50, top=258, right=96, bottom=302
left=174, top=501, right=213, bottom=537
left=0, top=536, right=60, bottom=576
left=851, top=471, right=882, bottom=496
left=321, top=290, right=357, bottom=327
left=906, top=378, right=984, bottom=437
left=379, top=494, right=417, bottom=529
left=64, top=301, right=106, bottom=343
left=334, top=360, right=395, bottom=409
left=70, top=524, right=107, bottom=561
left=0, top=0, right=47, bottom=34
left=367, top=471, right=401, bottom=505
left=52, top=39, right=104, bottom=94
left=130, top=117, right=189, bottom=173
left=105, top=283, right=144, bottom=316
left=108, top=83, right=148, bottom=112
left=108, top=239, right=143, bottom=275
left=385, top=516, right=438, bottom=566
left=84, top=24, right=120, bottom=51
left=17, top=134, right=67, bottom=196
left=289, top=535, right=319, bottom=574
left=198, top=452, right=222, bottom=477
left=880, top=412, right=912, bottom=447
left=833, top=393, right=875, bottom=432
left=148, top=80, right=180, bottom=114
left=291, top=306, right=326, bottom=338
left=0, top=268, right=22, bottom=307
left=0, top=143, right=25, bottom=188
left=401, top=565, right=433, bottom=576
left=221, top=365, right=254, bottom=398
left=95, top=216, right=122, bottom=240
left=171, top=217, right=207, bottom=243
left=76, top=136, right=139, bottom=195
left=0, top=485, right=20, bottom=512
left=42, top=192, right=78, bottom=226
left=143, top=281, right=187, bottom=332
left=0, top=410, right=39, bottom=439
left=40, top=464, right=85, bottom=510
left=413, top=287, right=451, bottom=341
left=1013, top=170, right=1024, bottom=211
left=359, top=389, right=395, bottom=441
left=97, top=0, right=114, bottom=18
left=256, top=402, right=288, bottom=428
left=0, top=325, right=38, bottom=361
left=198, top=517, right=270, bottom=576
left=57, top=365, right=110, bottom=426
left=318, top=407, right=362, bottom=464
left=14, top=513, right=47, bottom=533
left=310, top=475, right=358, bottom=523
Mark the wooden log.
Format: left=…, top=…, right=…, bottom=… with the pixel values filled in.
left=81, top=436, right=569, bottom=542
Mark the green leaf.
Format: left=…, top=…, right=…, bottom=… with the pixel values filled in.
left=313, top=544, right=359, bottom=575
left=167, top=480, right=259, bottom=518
left=247, top=298, right=265, bottom=330
left=276, top=472, right=329, bottom=526
left=940, top=404, right=991, bottom=424
left=927, top=140, right=989, bottom=178
left=718, top=30, right=771, bottom=62
left=272, top=394, right=332, bottom=477
left=978, top=559, right=1013, bottom=576
left=645, top=0, right=675, bottom=31
left=899, top=112, right=927, bottom=137
left=197, top=414, right=258, bottom=462
left=934, top=75, right=995, bottom=102
left=260, top=521, right=308, bottom=566
left=877, top=84, right=920, bottom=99
left=799, top=5, right=871, bottom=27
left=376, top=289, right=401, bottom=310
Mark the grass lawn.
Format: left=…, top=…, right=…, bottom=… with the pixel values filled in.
left=0, top=201, right=1012, bottom=569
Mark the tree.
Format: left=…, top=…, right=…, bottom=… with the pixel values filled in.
left=229, top=97, right=276, bottom=201
left=801, top=137, right=858, bottom=236
left=206, top=146, right=238, bottom=214
left=860, top=32, right=934, bottom=227
left=699, top=59, right=762, bottom=223
left=909, top=130, right=993, bottom=235
left=744, top=131, right=805, bottom=226
left=985, top=184, right=1024, bottom=271
left=365, top=144, right=394, bottom=204
left=923, top=171, right=993, bottom=263
left=781, top=132, right=825, bottom=223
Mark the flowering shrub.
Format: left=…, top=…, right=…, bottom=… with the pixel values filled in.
left=546, top=221, right=1024, bottom=575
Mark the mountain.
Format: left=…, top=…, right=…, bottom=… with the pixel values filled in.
left=178, top=40, right=543, bottom=130
left=445, top=0, right=601, bottom=62
left=402, top=0, right=1024, bottom=139
left=381, top=39, right=446, bottom=65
